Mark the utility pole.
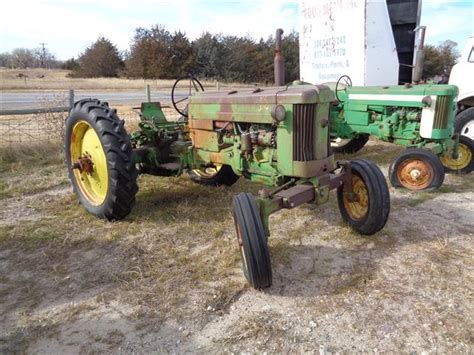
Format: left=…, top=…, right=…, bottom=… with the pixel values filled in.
left=39, top=42, right=47, bottom=68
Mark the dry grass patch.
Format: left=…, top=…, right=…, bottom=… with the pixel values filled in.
left=0, top=157, right=260, bottom=337
left=0, top=136, right=472, bottom=352
left=0, top=142, right=67, bottom=199
left=334, top=137, right=405, bottom=166
left=1, top=68, right=257, bottom=91
left=220, top=311, right=285, bottom=346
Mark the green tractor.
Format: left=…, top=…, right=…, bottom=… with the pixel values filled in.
left=328, top=75, right=473, bottom=191
left=64, top=76, right=390, bottom=289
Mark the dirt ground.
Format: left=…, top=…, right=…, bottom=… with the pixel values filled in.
left=0, top=139, right=473, bottom=353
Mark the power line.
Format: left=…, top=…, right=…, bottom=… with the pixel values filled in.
left=39, top=42, right=47, bottom=68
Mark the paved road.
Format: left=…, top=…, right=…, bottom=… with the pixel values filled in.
left=0, top=90, right=185, bottom=111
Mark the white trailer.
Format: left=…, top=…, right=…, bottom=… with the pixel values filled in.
left=299, top=0, right=400, bottom=86
left=449, top=36, right=474, bottom=140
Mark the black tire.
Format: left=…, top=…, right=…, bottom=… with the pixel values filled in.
left=331, top=134, right=369, bottom=154
left=440, top=135, right=474, bottom=174
left=65, top=99, right=138, bottom=220
left=189, top=164, right=239, bottom=186
left=454, top=107, right=474, bottom=140
left=337, top=159, right=390, bottom=235
left=389, top=148, right=444, bottom=192
left=232, top=193, right=272, bottom=289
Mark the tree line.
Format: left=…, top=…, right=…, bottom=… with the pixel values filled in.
left=70, top=26, right=300, bottom=83
left=423, top=40, right=459, bottom=80
left=0, top=47, right=62, bottom=69
left=0, top=23, right=459, bottom=83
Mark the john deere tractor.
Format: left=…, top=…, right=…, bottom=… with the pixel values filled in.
left=64, top=76, right=390, bottom=289
left=329, top=75, right=473, bottom=191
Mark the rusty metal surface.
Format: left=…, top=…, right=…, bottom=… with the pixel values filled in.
left=274, top=184, right=315, bottom=208
left=190, top=129, right=220, bottom=151
left=397, top=158, right=434, bottom=190
left=73, top=153, right=94, bottom=175
left=188, top=119, right=213, bottom=130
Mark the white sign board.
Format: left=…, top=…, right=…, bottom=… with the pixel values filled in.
left=299, top=0, right=399, bottom=86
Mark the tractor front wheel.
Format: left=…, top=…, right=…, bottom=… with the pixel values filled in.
left=389, top=148, right=444, bottom=192
left=440, top=135, right=474, bottom=174
left=65, top=99, right=138, bottom=220
left=232, top=193, right=272, bottom=289
left=189, top=164, right=239, bottom=186
left=337, top=159, right=390, bottom=235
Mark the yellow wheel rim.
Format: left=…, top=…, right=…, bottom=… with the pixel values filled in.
left=70, top=120, right=108, bottom=206
left=440, top=143, right=472, bottom=171
left=343, top=175, right=369, bottom=220
left=192, top=164, right=222, bottom=178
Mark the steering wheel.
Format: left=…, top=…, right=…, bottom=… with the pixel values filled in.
left=171, top=74, right=204, bottom=117
left=335, top=75, right=352, bottom=102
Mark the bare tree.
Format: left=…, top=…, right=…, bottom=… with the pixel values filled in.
left=11, top=48, right=35, bottom=69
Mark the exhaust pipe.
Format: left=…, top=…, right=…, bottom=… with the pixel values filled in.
left=274, top=28, right=285, bottom=86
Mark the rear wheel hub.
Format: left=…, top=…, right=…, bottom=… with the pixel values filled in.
left=73, top=153, right=95, bottom=175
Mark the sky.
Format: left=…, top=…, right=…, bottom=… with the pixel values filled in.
left=0, top=0, right=472, bottom=60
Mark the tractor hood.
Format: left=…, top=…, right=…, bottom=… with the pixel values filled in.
left=189, top=84, right=334, bottom=105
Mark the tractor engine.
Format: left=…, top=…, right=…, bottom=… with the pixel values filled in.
left=188, top=84, right=336, bottom=186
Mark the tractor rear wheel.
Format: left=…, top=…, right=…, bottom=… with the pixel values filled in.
left=440, top=135, right=473, bottom=174
left=189, top=164, right=239, bottom=186
left=389, top=148, right=444, bottom=191
left=337, top=159, right=390, bottom=235
left=233, top=193, right=272, bottom=289
left=331, top=134, right=369, bottom=154
left=65, top=99, right=138, bottom=220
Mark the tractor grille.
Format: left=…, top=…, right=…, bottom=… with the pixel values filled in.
left=293, top=104, right=315, bottom=161
left=433, top=96, right=450, bottom=129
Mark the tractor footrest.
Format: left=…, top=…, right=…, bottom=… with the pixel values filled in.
left=274, top=184, right=315, bottom=209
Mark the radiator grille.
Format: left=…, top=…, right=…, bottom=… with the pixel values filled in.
left=433, top=96, right=450, bottom=129
left=293, top=104, right=315, bottom=161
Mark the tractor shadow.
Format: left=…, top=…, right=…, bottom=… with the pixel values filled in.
left=129, top=174, right=249, bottom=222
left=129, top=173, right=262, bottom=222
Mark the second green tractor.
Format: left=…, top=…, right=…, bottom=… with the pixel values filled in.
left=327, top=75, right=473, bottom=191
